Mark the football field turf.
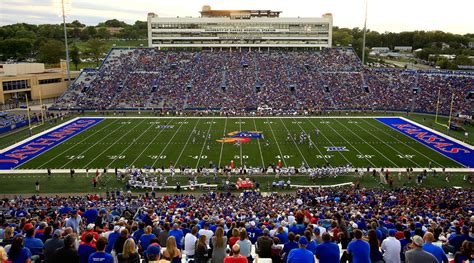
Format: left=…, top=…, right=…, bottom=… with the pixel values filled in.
left=6, top=116, right=470, bottom=170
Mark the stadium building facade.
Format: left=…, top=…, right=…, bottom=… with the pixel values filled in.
left=147, top=6, right=333, bottom=49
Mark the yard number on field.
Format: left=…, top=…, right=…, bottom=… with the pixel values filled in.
left=108, top=155, right=125, bottom=160
left=189, top=155, right=207, bottom=159
left=66, top=155, right=84, bottom=160
left=357, top=154, right=374, bottom=159
left=233, top=155, right=249, bottom=159
left=397, top=154, right=414, bottom=159
left=148, top=155, right=167, bottom=160
left=316, top=155, right=333, bottom=159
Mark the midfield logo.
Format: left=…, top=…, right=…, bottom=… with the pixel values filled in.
left=216, top=131, right=263, bottom=143
left=325, top=146, right=349, bottom=151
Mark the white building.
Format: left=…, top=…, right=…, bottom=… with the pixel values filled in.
left=147, top=6, right=333, bottom=49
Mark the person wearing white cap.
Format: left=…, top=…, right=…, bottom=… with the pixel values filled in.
left=405, top=235, right=437, bottom=263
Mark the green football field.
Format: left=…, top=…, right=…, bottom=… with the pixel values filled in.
left=13, top=117, right=466, bottom=170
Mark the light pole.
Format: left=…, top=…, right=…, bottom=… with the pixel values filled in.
left=62, top=0, right=71, bottom=87
left=361, top=0, right=368, bottom=66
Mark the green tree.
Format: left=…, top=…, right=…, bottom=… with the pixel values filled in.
left=0, top=38, right=34, bottom=60
left=37, top=39, right=65, bottom=64
left=103, top=19, right=127, bottom=28
left=70, top=44, right=80, bottom=70
left=86, top=38, right=107, bottom=66
left=68, top=20, right=85, bottom=28
left=96, top=27, right=110, bottom=40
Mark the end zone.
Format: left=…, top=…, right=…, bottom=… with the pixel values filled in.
left=0, top=118, right=104, bottom=169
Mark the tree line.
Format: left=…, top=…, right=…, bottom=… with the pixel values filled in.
left=333, top=27, right=474, bottom=69
left=0, top=19, right=147, bottom=66
left=0, top=19, right=472, bottom=69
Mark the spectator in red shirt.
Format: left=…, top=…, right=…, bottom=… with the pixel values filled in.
left=224, top=244, right=248, bottom=263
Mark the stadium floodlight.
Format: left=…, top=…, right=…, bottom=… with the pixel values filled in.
left=52, top=0, right=72, bottom=88
left=361, top=0, right=368, bottom=65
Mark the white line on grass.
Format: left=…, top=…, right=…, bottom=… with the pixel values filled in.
left=79, top=120, right=147, bottom=169
left=151, top=118, right=189, bottom=168
left=218, top=118, right=228, bottom=168
left=364, top=119, right=437, bottom=167
left=291, top=117, right=330, bottom=164
left=299, top=117, right=351, bottom=165
left=38, top=119, right=119, bottom=169
left=265, top=117, right=287, bottom=167
left=129, top=119, right=175, bottom=167
left=239, top=118, right=243, bottom=166
left=307, top=118, right=377, bottom=167
left=352, top=121, right=421, bottom=168
left=333, top=119, right=399, bottom=167
left=107, top=119, right=160, bottom=168
left=175, top=119, right=202, bottom=166
left=195, top=118, right=214, bottom=169
left=278, top=118, right=309, bottom=166
left=252, top=118, right=266, bottom=168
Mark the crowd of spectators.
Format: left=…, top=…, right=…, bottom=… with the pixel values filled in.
left=0, top=186, right=472, bottom=262
left=0, top=113, right=27, bottom=129
left=53, top=48, right=473, bottom=115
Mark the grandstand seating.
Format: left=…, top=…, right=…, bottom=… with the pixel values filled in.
left=53, top=48, right=473, bottom=115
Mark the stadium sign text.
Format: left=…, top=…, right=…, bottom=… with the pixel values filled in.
left=376, top=117, right=473, bottom=167
left=0, top=118, right=103, bottom=169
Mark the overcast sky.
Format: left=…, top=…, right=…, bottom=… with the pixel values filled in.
left=1, top=0, right=473, bottom=34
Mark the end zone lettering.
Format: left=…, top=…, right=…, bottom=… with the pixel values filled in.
left=0, top=118, right=103, bottom=170
left=375, top=117, right=473, bottom=167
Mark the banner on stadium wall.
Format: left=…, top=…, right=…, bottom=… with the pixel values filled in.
left=0, top=118, right=103, bottom=169
left=375, top=117, right=474, bottom=167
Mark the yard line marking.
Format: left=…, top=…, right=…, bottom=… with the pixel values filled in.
left=79, top=120, right=146, bottom=169
left=307, top=118, right=377, bottom=167
left=352, top=121, right=420, bottom=168
left=239, top=118, right=243, bottom=167
left=175, top=119, right=202, bottom=166
left=151, top=118, right=189, bottom=168
left=362, top=119, right=444, bottom=168
left=107, top=119, right=159, bottom=168
left=130, top=119, right=175, bottom=166
left=38, top=119, right=119, bottom=169
left=265, top=117, right=287, bottom=167
left=301, top=117, right=351, bottom=164
left=278, top=118, right=309, bottom=166
left=334, top=119, right=399, bottom=167
left=291, top=117, right=329, bottom=164
left=252, top=118, right=266, bottom=168
left=195, top=118, right=214, bottom=169
left=218, top=118, right=228, bottom=168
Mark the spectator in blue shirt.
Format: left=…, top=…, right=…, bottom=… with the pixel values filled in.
left=400, top=230, right=412, bottom=262
left=23, top=227, right=43, bottom=257
left=423, top=232, right=448, bottom=263
left=275, top=226, right=288, bottom=244
left=287, top=236, right=316, bottom=263
left=139, top=226, right=156, bottom=251
left=78, top=233, right=97, bottom=263
left=347, top=229, right=370, bottom=263
left=132, top=222, right=145, bottom=243
left=88, top=237, right=113, bottom=263
left=315, top=232, right=340, bottom=263
left=8, top=236, right=32, bottom=263
left=304, top=230, right=318, bottom=255
left=281, top=232, right=298, bottom=262
left=105, top=225, right=121, bottom=254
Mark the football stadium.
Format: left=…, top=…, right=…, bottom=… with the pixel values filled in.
left=0, top=2, right=473, bottom=263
